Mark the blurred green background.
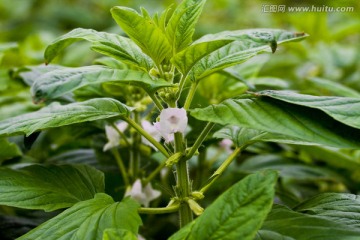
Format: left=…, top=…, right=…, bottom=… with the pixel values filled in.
left=1, top=0, right=359, bottom=118
left=0, top=0, right=360, bottom=239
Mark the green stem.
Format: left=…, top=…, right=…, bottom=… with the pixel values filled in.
left=125, top=117, right=170, bottom=158
left=176, top=159, right=193, bottom=227
left=110, top=122, right=131, bottom=148
left=142, top=160, right=167, bottom=186
left=174, top=132, right=193, bottom=227
left=176, top=75, right=187, bottom=100
left=183, top=82, right=197, bottom=110
left=130, top=112, right=141, bottom=179
left=148, top=92, right=164, bottom=111
left=138, top=205, right=179, bottom=214
left=111, top=149, right=130, bottom=187
left=186, top=122, right=215, bottom=160
left=200, top=147, right=242, bottom=194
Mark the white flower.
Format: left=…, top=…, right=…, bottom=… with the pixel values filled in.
left=154, top=108, right=188, bottom=143
left=219, top=139, right=233, bottom=153
left=125, top=179, right=161, bottom=207
left=138, top=235, right=146, bottom=240
left=103, top=122, right=128, bottom=151
left=141, top=120, right=162, bottom=150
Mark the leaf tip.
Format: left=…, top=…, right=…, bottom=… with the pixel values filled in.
left=270, top=40, right=277, bottom=53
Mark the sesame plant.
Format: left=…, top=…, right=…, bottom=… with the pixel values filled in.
left=1, top=0, right=360, bottom=239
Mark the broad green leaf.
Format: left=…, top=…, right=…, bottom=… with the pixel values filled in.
left=248, top=77, right=290, bottom=90
left=307, top=77, right=360, bottom=98
left=214, top=125, right=320, bottom=147
left=196, top=72, right=248, bottom=104
left=256, top=205, right=360, bottom=240
left=239, top=154, right=345, bottom=183
left=191, top=93, right=360, bottom=148
left=170, top=171, right=278, bottom=240
left=30, top=65, right=173, bottom=102
left=18, top=65, right=65, bottom=86
left=111, top=7, right=171, bottom=64
left=296, top=145, right=360, bottom=172
left=294, top=193, right=360, bottom=227
left=0, top=138, right=22, bottom=162
left=0, top=164, right=104, bottom=211
left=155, top=4, right=175, bottom=32
left=0, top=98, right=132, bottom=137
left=172, top=39, right=234, bottom=76
left=259, top=90, right=360, bottom=129
left=18, top=194, right=142, bottom=240
left=102, top=228, right=138, bottom=240
left=166, top=0, right=206, bottom=53
left=188, top=29, right=307, bottom=82
left=44, top=28, right=153, bottom=70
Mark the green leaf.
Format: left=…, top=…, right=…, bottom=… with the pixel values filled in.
left=0, top=98, right=132, bottom=137
left=166, top=0, right=206, bottom=53
left=44, top=28, right=153, bottom=70
left=170, top=171, right=278, bottom=240
left=307, top=77, right=360, bottom=98
left=259, top=90, right=360, bottom=129
left=239, top=154, right=344, bottom=183
left=188, top=29, right=307, bottom=82
left=18, top=65, right=65, bottom=86
left=294, top=193, right=360, bottom=227
left=172, top=39, right=234, bottom=76
left=296, top=145, right=360, bottom=172
left=191, top=92, right=360, bottom=148
left=18, top=194, right=142, bottom=240
left=31, top=65, right=173, bottom=102
left=102, top=228, right=138, bottom=240
left=0, top=138, right=22, bottom=162
left=0, top=164, right=104, bottom=211
left=214, top=125, right=320, bottom=148
left=257, top=205, right=360, bottom=240
left=111, top=7, right=171, bottom=64
left=248, top=77, right=290, bottom=90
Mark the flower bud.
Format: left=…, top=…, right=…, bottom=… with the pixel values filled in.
left=149, top=67, right=160, bottom=78
left=187, top=198, right=204, bottom=216
left=165, top=152, right=183, bottom=167
left=191, top=191, right=204, bottom=200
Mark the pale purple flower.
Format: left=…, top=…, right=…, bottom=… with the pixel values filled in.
left=103, top=122, right=128, bottom=151
left=141, top=120, right=162, bottom=150
left=125, top=179, right=161, bottom=207
left=154, top=108, right=188, bottom=143
left=219, top=139, right=233, bottom=153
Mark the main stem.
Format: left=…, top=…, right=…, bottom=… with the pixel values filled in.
left=174, top=132, right=193, bottom=227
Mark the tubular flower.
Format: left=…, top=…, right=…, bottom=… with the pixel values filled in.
left=125, top=179, right=161, bottom=207
left=141, top=120, right=162, bottom=150
left=154, top=108, right=188, bottom=143
left=103, top=122, right=128, bottom=151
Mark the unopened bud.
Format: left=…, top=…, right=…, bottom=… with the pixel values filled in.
left=187, top=198, right=204, bottom=216
left=149, top=67, right=160, bottom=78
left=165, top=152, right=183, bottom=167
left=191, top=191, right=204, bottom=200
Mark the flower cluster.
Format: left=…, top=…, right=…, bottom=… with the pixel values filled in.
left=103, top=108, right=188, bottom=151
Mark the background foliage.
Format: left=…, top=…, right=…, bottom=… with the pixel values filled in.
left=0, top=0, right=360, bottom=239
